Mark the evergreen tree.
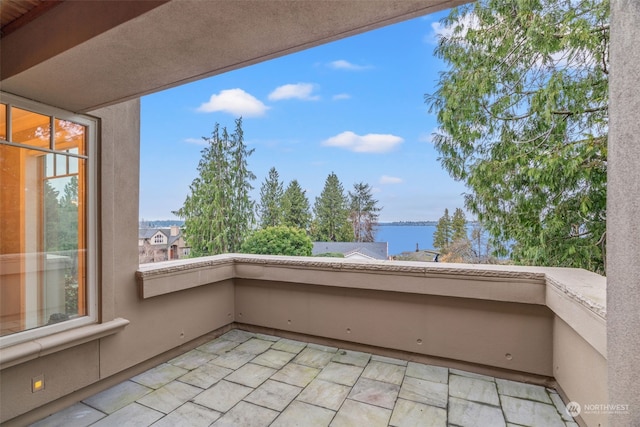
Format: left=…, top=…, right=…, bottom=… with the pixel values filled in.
left=258, top=167, right=284, bottom=228
left=426, top=0, right=609, bottom=273
left=174, top=118, right=255, bottom=256
left=282, top=180, right=311, bottom=230
left=433, top=208, right=452, bottom=250
left=451, top=207, right=468, bottom=243
left=348, top=182, right=381, bottom=242
left=312, top=173, right=352, bottom=242
left=58, top=176, right=79, bottom=251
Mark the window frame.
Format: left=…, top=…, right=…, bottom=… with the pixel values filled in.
left=0, top=92, right=99, bottom=348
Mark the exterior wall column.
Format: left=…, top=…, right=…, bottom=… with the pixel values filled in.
left=608, top=1, right=640, bottom=425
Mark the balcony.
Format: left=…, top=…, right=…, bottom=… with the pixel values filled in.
left=32, top=329, right=578, bottom=427
left=2, top=255, right=606, bottom=426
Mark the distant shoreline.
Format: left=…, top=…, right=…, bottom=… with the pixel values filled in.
left=378, top=221, right=438, bottom=226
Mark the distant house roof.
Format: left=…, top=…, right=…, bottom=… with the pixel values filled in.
left=139, top=228, right=181, bottom=245
left=312, top=242, right=388, bottom=260
left=139, top=228, right=166, bottom=239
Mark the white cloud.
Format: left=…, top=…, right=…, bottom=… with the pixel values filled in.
left=184, top=137, right=206, bottom=145
left=322, top=131, right=403, bottom=153
left=380, top=175, right=403, bottom=184
left=268, top=83, right=320, bottom=101
left=426, top=13, right=480, bottom=44
left=328, top=60, right=372, bottom=71
left=332, top=93, right=351, bottom=101
left=197, top=89, right=269, bottom=117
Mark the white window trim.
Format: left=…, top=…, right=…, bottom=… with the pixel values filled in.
left=0, top=92, right=98, bottom=349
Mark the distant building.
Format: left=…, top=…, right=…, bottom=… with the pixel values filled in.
left=138, top=225, right=190, bottom=263
left=312, top=242, right=389, bottom=260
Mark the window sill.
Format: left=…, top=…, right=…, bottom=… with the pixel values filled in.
left=0, top=318, right=130, bottom=369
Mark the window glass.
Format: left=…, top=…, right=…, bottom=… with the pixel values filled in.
left=0, top=101, right=89, bottom=339
left=0, top=104, right=6, bottom=140
left=55, top=118, right=85, bottom=155
left=12, top=107, right=51, bottom=149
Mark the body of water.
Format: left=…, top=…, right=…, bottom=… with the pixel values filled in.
left=375, top=224, right=437, bottom=256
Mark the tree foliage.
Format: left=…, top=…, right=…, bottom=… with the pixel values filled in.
left=312, top=173, right=352, bottom=242
left=174, top=118, right=255, bottom=256
left=433, top=208, right=452, bottom=250
left=349, top=182, right=382, bottom=242
left=282, top=179, right=312, bottom=230
left=258, top=167, right=284, bottom=228
left=240, top=226, right=313, bottom=256
left=426, top=0, right=608, bottom=273
left=451, top=207, right=468, bottom=243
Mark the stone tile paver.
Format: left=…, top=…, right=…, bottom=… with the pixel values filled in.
left=271, top=401, right=335, bottom=427
left=136, top=380, right=202, bottom=414
left=197, top=339, right=239, bottom=355
left=36, top=329, right=576, bottom=427
left=192, top=380, right=253, bottom=412
left=450, top=368, right=494, bottom=382
left=399, top=376, right=448, bottom=409
left=449, top=374, right=500, bottom=406
left=168, top=349, right=216, bottom=370
left=212, top=401, right=279, bottom=427
left=297, top=378, right=351, bottom=410
left=83, top=380, right=153, bottom=414
left=448, top=396, right=506, bottom=427
left=220, top=329, right=255, bottom=342
left=496, top=378, right=552, bottom=404
left=362, top=360, right=406, bottom=385
left=317, top=362, right=364, bottom=386
left=348, top=377, right=400, bottom=410
left=500, top=395, right=565, bottom=427
left=150, top=402, right=221, bottom=427
left=244, top=379, right=302, bottom=411
left=389, top=398, right=447, bottom=427
left=31, top=402, right=105, bottom=427
left=548, top=390, right=573, bottom=422
left=294, top=347, right=336, bottom=369
left=177, top=361, right=232, bottom=389
left=331, top=349, right=371, bottom=367
left=371, top=354, right=408, bottom=366
left=130, top=363, right=189, bottom=389
left=224, top=362, right=276, bottom=388
left=209, top=349, right=256, bottom=370
left=251, top=349, right=296, bottom=369
left=271, top=362, right=321, bottom=388
left=91, top=402, right=163, bottom=427
left=330, top=399, right=391, bottom=427
left=406, top=362, right=448, bottom=384
left=307, top=343, right=338, bottom=353
left=272, top=338, right=308, bottom=354
left=234, top=338, right=274, bottom=354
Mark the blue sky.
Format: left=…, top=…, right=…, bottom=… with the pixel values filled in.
left=140, top=9, right=468, bottom=222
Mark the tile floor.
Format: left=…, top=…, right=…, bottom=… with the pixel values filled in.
left=32, top=329, right=580, bottom=427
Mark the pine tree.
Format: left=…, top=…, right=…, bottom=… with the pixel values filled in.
left=312, top=173, right=352, bottom=242
left=174, top=118, right=255, bottom=256
left=451, top=207, right=467, bottom=243
left=349, top=182, right=381, bottom=242
left=426, top=0, right=609, bottom=272
left=258, top=167, right=284, bottom=228
left=433, top=208, right=452, bottom=250
left=282, top=180, right=311, bottom=230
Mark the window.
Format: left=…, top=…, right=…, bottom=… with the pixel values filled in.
left=0, top=93, right=97, bottom=346
left=153, top=234, right=165, bottom=244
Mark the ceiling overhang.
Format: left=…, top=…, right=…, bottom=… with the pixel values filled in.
left=0, top=0, right=465, bottom=113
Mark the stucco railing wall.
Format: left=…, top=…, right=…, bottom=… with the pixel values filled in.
left=138, top=254, right=607, bottom=426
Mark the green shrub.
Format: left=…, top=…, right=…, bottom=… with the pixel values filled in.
left=241, top=226, right=312, bottom=256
